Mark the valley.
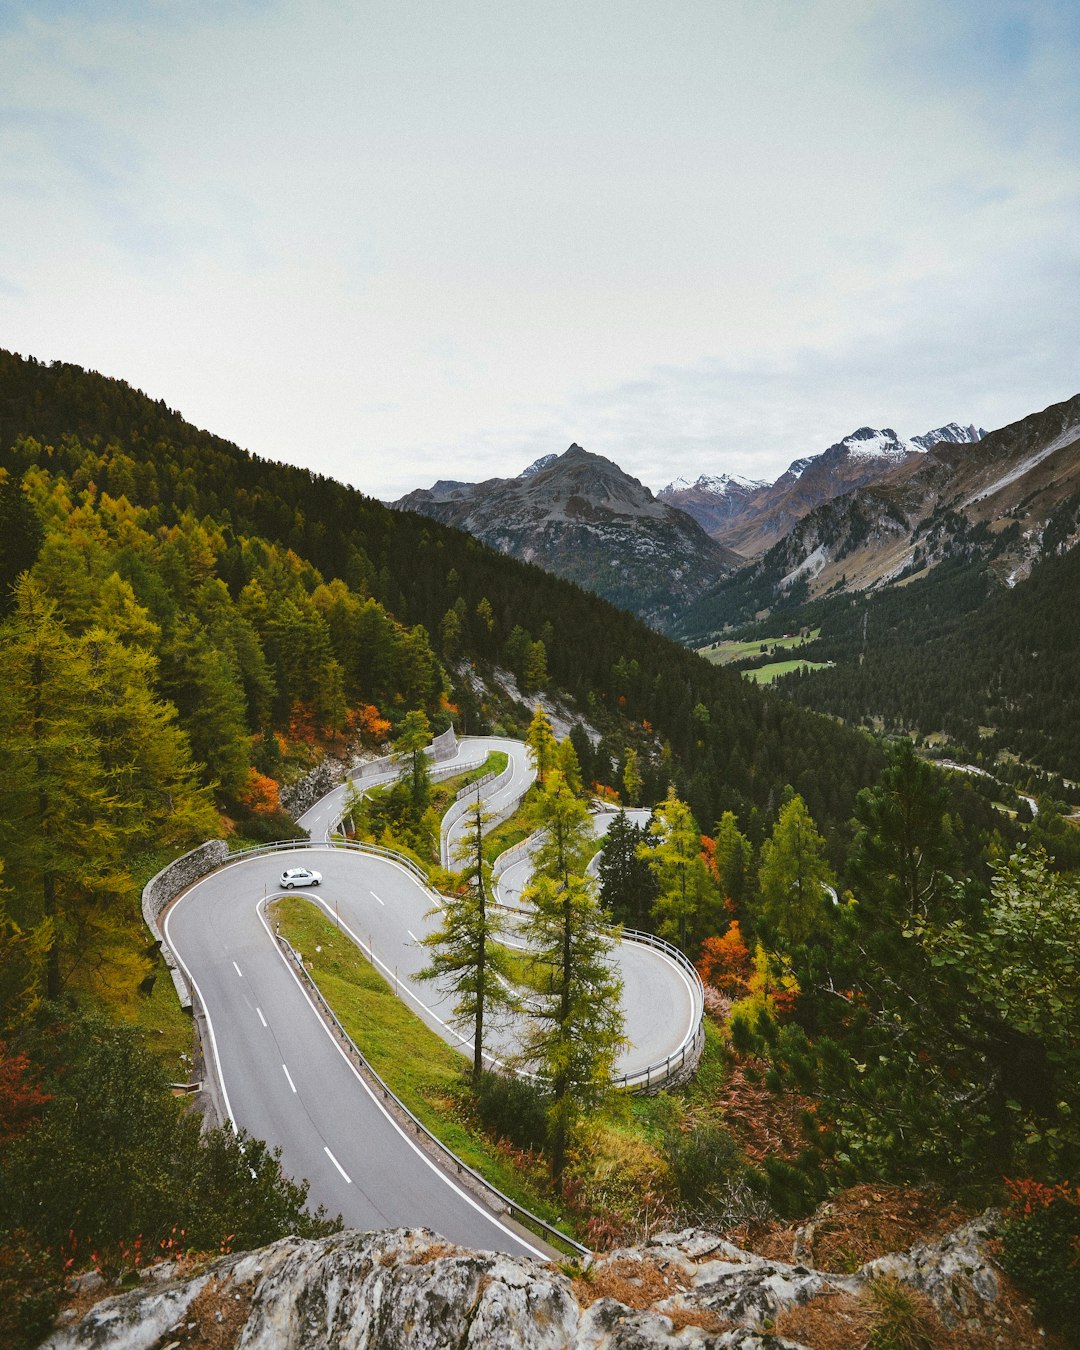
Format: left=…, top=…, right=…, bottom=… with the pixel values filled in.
left=2, top=353, right=1078, bottom=1349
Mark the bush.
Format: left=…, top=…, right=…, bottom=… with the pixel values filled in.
left=0, top=1232, right=59, bottom=1350
left=1, top=1010, right=338, bottom=1271
left=475, top=1071, right=549, bottom=1152
left=999, top=1178, right=1080, bottom=1336
left=666, top=1122, right=744, bottom=1221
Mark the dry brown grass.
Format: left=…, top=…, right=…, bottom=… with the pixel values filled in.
left=772, top=1272, right=1055, bottom=1350
left=710, top=1058, right=816, bottom=1167
left=731, top=1184, right=972, bottom=1272
left=152, top=1274, right=256, bottom=1350
left=572, top=1255, right=689, bottom=1310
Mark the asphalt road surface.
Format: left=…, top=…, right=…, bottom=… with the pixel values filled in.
left=165, top=741, right=698, bottom=1254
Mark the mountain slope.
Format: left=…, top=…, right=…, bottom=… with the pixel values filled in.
left=661, top=423, right=985, bottom=559
left=393, top=444, right=739, bottom=629
left=678, top=396, right=1080, bottom=638
left=0, top=349, right=883, bottom=843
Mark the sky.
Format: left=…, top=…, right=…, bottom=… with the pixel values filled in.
left=2, top=0, right=1078, bottom=499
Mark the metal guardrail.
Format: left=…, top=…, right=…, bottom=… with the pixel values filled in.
left=609, top=925, right=706, bottom=1091
left=272, top=927, right=590, bottom=1260
left=439, top=758, right=517, bottom=866
left=228, top=837, right=433, bottom=887
left=244, top=834, right=704, bottom=1094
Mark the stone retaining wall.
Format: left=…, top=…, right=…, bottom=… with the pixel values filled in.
left=141, top=840, right=229, bottom=1009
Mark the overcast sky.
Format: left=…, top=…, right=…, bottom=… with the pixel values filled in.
left=2, top=1, right=1078, bottom=498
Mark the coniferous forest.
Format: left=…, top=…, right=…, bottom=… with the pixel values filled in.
left=1, top=351, right=1078, bottom=1345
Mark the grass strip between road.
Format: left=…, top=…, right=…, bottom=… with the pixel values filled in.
left=270, top=894, right=579, bottom=1245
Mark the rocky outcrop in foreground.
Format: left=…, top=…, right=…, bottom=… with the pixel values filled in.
left=43, top=1213, right=1010, bottom=1350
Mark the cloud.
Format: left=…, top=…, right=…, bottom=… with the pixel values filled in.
left=1, top=0, right=1078, bottom=500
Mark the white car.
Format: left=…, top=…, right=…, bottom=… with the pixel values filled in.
left=280, top=867, right=322, bottom=889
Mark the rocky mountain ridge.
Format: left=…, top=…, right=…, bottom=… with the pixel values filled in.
left=659, top=423, right=984, bottom=559
left=44, top=1212, right=1024, bottom=1350
left=392, top=445, right=739, bottom=631
left=678, top=394, right=1080, bottom=637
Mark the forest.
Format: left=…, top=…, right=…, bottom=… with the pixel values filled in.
left=0, top=350, right=1077, bottom=1344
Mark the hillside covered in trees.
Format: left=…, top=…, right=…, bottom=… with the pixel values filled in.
left=0, top=350, right=884, bottom=842
left=3, top=351, right=1077, bottom=1346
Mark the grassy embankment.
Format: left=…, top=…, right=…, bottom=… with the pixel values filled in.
left=270, top=894, right=577, bottom=1244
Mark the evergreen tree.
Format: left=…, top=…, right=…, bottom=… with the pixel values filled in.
left=394, top=708, right=433, bottom=821
left=0, top=469, right=43, bottom=614
left=597, top=812, right=658, bottom=928
left=0, top=579, right=131, bottom=996
left=711, top=810, right=754, bottom=911
left=521, top=774, right=624, bottom=1185
left=418, top=791, right=516, bottom=1085
left=159, top=616, right=252, bottom=798
left=568, top=721, right=594, bottom=787
left=525, top=704, right=558, bottom=785
left=755, top=793, right=833, bottom=946
left=848, top=740, right=955, bottom=927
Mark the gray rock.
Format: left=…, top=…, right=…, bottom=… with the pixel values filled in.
left=41, top=1214, right=1006, bottom=1350
left=857, top=1210, right=1002, bottom=1325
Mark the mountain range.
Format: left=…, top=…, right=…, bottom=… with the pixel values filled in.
left=392, top=444, right=740, bottom=630
left=393, top=421, right=995, bottom=632
left=679, top=394, right=1080, bottom=637
left=658, top=422, right=985, bottom=558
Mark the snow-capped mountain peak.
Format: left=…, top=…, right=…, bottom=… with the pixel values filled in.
left=520, top=453, right=559, bottom=478
left=911, top=423, right=987, bottom=451
left=661, top=471, right=766, bottom=496
left=838, top=427, right=916, bottom=461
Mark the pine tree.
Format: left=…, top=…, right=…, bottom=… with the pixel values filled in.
left=756, top=793, right=833, bottom=946
left=621, top=747, right=643, bottom=805
left=711, top=810, right=754, bottom=910
left=525, top=704, right=558, bottom=785
left=418, top=791, right=516, bottom=1084
left=395, top=708, right=433, bottom=820
left=0, top=470, right=44, bottom=615
left=597, top=812, right=658, bottom=928
left=520, top=774, right=624, bottom=1185
left=0, top=578, right=129, bottom=997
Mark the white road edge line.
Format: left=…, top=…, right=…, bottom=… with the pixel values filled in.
left=256, top=1007, right=267, bottom=1027
left=282, top=1063, right=297, bottom=1093
left=324, top=1146, right=352, bottom=1184
left=159, top=842, right=483, bottom=1136
left=256, top=897, right=545, bottom=1259
left=162, top=903, right=238, bottom=1130
left=406, top=929, right=418, bottom=943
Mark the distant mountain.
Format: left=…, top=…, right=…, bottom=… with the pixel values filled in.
left=678, top=395, right=1080, bottom=638
left=911, top=422, right=987, bottom=451
left=662, top=423, right=985, bottom=559
left=392, top=444, right=739, bottom=630
left=656, top=472, right=767, bottom=536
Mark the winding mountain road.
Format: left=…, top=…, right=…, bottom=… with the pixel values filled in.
left=163, top=736, right=701, bottom=1256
